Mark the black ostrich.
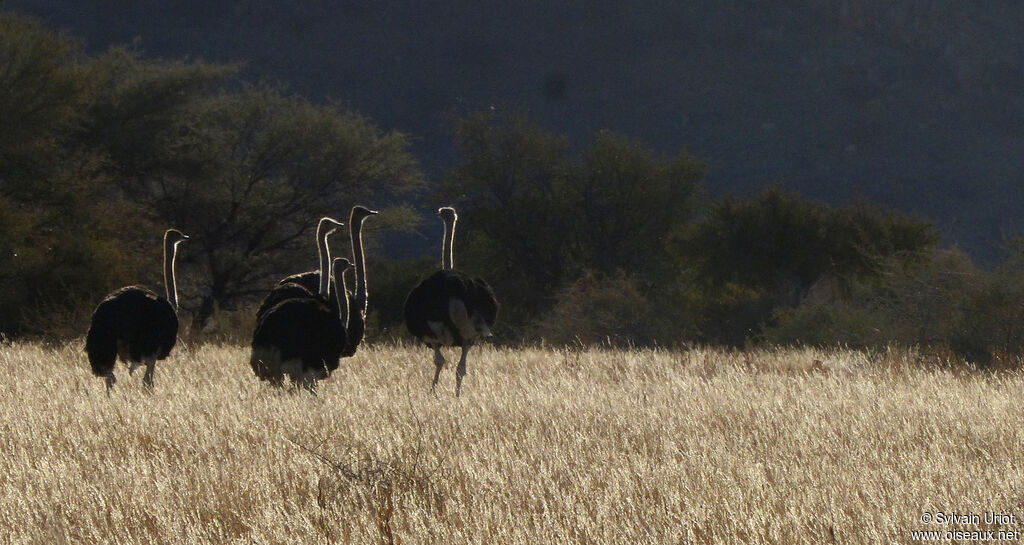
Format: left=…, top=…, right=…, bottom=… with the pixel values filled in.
left=277, top=205, right=378, bottom=356
left=404, top=207, right=498, bottom=396
left=250, top=257, right=352, bottom=392
left=85, top=228, right=189, bottom=392
left=254, top=217, right=344, bottom=322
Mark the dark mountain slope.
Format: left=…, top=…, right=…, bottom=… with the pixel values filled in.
left=6, top=0, right=1024, bottom=261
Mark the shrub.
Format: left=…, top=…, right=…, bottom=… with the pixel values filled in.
left=763, top=248, right=1024, bottom=368
left=535, top=271, right=661, bottom=347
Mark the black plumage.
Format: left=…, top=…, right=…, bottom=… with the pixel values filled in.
left=404, top=207, right=498, bottom=396
left=86, top=286, right=179, bottom=380
left=276, top=270, right=338, bottom=309
left=250, top=258, right=352, bottom=392
left=404, top=271, right=498, bottom=346
left=249, top=296, right=346, bottom=388
left=254, top=217, right=343, bottom=324
left=277, top=271, right=319, bottom=293
left=255, top=282, right=315, bottom=322
left=277, top=270, right=361, bottom=353
left=85, top=229, right=188, bottom=391
left=272, top=206, right=377, bottom=357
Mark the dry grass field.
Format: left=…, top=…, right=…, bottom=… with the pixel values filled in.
left=0, top=341, right=1020, bottom=544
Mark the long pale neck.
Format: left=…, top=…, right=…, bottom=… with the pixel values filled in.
left=164, top=238, right=179, bottom=312
left=317, top=223, right=331, bottom=298
left=441, top=216, right=456, bottom=271
left=351, top=218, right=368, bottom=313
left=334, top=266, right=350, bottom=331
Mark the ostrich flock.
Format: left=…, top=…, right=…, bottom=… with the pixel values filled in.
left=85, top=206, right=498, bottom=396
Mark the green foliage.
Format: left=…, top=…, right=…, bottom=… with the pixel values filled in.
left=442, top=111, right=573, bottom=314
left=575, top=131, right=705, bottom=284
left=532, top=269, right=702, bottom=348
left=0, top=12, right=424, bottom=339
left=672, top=187, right=939, bottom=346
left=364, top=256, right=436, bottom=341
left=0, top=13, right=89, bottom=187
left=78, top=46, right=236, bottom=191
left=0, top=13, right=144, bottom=337
left=534, top=271, right=653, bottom=347
left=144, top=86, right=423, bottom=335
left=442, top=111, right=705, bottom=331
left=951, top=240, right=1024, bottom=365
left=674, top=187, right=937, bottom=297
left=764, top=246, right=1024, bottom=367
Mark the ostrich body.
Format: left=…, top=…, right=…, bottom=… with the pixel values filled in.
left=276, top=205, right=378, bottom=356
left=86, top=229, right=188, bottom=391
left=404, top=207, right=498, bottom=396
left=255, top=217, right=344, bottom=323
left=250, top=254, right=352, bottom=392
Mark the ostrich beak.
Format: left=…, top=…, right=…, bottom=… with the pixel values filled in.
left=368, top=209, right=379, bottom=215
left=321, top=217, right=345, bottom=228
left=325, top=218, right=345, bottom=234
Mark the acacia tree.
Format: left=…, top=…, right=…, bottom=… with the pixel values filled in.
left=671, top=187, right=939, bottom=345
left=63, top=46, right=422, bottom=337
left=441, top=111, right=705, bottom=333
left=441, top=111, right=573, bottom=318
left=675, top=187, right=938, bottom=300
left=79, top=46, right=236, bottom=195
left=147, top=88, right=422, bottom=336
left=0, top=13, right=422, bottom=339
left=574, top=131, right=704, bottom=285
left=0, top=13, right=136, bottom=336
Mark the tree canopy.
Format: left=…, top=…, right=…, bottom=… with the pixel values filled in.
left=0, top=12, right=422, bottom=338
left=442, top=111, right=705, bottom=329
left=0, top=11, right=1020, bottom=365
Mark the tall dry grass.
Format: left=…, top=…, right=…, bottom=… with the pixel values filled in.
left=0, top=341, right=1020, bottom=543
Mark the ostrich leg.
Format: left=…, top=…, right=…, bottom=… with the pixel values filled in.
left=142, top=357, right=157, bottom=390
left=455, top=344, right=470, bottom=397
left=301, top=376, right=319, bottom=395
left=430, top=346, right=445, bottom=392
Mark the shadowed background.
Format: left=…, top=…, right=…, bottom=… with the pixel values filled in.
left=6, top=0, right=1024, bottom=262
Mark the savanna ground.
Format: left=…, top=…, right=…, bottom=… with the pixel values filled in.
left=0, top=341, right=1021, bottom=544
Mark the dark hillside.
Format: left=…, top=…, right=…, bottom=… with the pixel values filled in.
left=6, top=0, right=1024, bottom=261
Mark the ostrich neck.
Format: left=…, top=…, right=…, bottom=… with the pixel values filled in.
left=351, top=218, right=368, bottom=312
left=316, top=223, right=331, bottom=298
left=164, top=239, right=179, bottom=312
left=442, top=217, right=456, bottom=271
left=334, top=266, right=350, bottom=331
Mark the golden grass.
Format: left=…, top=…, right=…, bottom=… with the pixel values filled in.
left=0, top=341, right=1021, bottom=543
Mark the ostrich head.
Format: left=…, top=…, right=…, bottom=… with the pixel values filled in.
left=351, top=205, right=379, bottom=223
left=317, top=217, right=345, bottom=236
left=165, top=229, right=189, bottom=245
left=332, top=256, right=354, bottom=289
left=333, top=257, right=354, bottom=274
left=438, top=207, right=457, bottom=223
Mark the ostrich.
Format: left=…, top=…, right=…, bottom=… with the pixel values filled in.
left=277, top=205, right=378, bottom=356
left=254, top=217, right=345, bottom=322
left=250, top=256, right=352, bottom=392
left=85, top=228, right=189, bottom=392
left=404, top=207, right=498, bottom=396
